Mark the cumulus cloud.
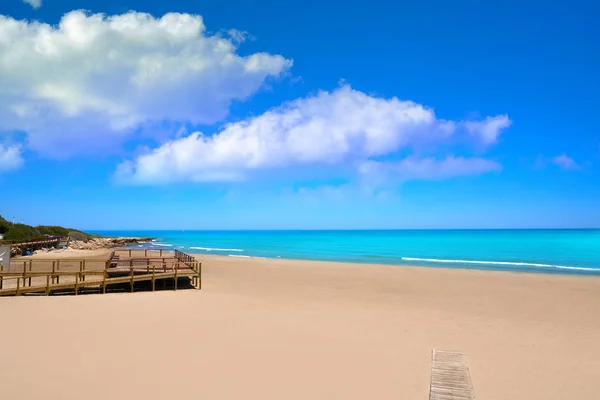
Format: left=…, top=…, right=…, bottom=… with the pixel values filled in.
left=0, top=144, right=24, bottom=172
left=552, top=154, right=579, bottom=170
left=359, top=157, right=501, bottom=182
left=116, top=85, right=509, bottom=184
left=0, top=11, right=291, bottom=157
left=464, top=115, right=512, bottom=144
left=23, top=0, right=42, bottom=9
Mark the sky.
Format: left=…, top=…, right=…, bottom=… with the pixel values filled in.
left=0, top=0, right=599, bottom=230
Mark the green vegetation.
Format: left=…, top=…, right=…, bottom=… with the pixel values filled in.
left=0, top=215, right=94, bottom=242
left=0, top=216, right=10, bottom=235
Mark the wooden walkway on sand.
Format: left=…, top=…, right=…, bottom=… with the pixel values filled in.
left=429, top=349, right=475, bottom=400
left=0, top=249, right=201, bottom=296
left=1, top=236, right=65, bottom=255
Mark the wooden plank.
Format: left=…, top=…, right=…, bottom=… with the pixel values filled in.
left=429, top=349, right=475, bottom=400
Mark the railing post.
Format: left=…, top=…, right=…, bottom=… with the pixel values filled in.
left=28, top=260, right=32, bottom=286
left=56, top=260, right=60, bottom=284
left=51, top=261, right=56, bottom=284
left=130, top=263, right=134, bottom=293
left=74, top=272, right=79, bottom=295
left=0, top=264, right=3, bottom=290
left=152, top=265, right=156, bottom=292
left=82, top=260, right=86, bottom=282
left=174, top=261, right=178, bottom=291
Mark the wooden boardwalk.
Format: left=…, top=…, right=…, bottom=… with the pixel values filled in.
left=1, top=236, right=64, bottom=256
left=0, top=249, right=201, bottom=296
left=429, top=349, right=475, bottom=400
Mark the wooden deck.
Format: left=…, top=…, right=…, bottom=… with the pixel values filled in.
left=1, top=236, right=64, bottom=256
left=429, top=349, right=475, bottom=400
left=0, top=249, right=201, bottom=296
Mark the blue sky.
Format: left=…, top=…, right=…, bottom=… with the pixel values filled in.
left=0, top=0, right=599, bottom=229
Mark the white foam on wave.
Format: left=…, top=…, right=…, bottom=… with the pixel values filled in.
left=190, top=246, right=244, bottom=252
left=228, top=254, right=251, bottom=258
left=150, top=243, right=173, bottom=247
left=401, top=257, right=598, bottom=272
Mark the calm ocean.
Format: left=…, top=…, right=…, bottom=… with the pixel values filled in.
left=90, top=230, right=600, bottom=275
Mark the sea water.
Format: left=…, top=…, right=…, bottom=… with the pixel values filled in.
left=90, top=230, right=600, bottom=275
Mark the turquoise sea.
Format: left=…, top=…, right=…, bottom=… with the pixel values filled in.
left=90, top=230, right=600, bottom=275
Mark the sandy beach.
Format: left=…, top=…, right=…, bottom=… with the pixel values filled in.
left=1, top=250, right=600, bottom=399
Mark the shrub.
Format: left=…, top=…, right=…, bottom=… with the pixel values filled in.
left=68, top=230, right=88, bottom=242
left=0, top=214, right=96, bottom=242
left=0, top=215, right=11, bottom=235
left=4, top=224, right=41, bottom=241
left=37, top=226, right=71, bottom=236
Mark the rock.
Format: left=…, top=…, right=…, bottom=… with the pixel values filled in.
left=67, top=237, right=154, bottom=250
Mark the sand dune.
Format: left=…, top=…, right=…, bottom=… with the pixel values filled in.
left=1, top=253, right=600, bottom=399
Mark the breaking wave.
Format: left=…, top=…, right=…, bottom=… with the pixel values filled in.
left=401, top=257, right=598, bottom=272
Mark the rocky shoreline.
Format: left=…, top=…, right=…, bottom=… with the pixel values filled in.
left=31, top=237, right=154, bottom=255
left=68, top=237, right=155, bottom=250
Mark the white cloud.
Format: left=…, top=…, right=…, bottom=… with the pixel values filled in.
left=552, top=154, right=579, bottom=170
left=0, top=144, right=24, bottom=172
left=359, top=156, right=501, bottom=182
left=116, top=85, right=509, bottom=184
left=23, top=0, right=42, bottom=9
left=464, top=114, right=512, bottom=144
left=0, top=11, right=291, bottom=157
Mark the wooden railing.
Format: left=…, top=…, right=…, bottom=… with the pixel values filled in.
left=0, top=235, right=64, bottom=246
left=114, top=248, right=170, bottom=258
left=175, top=249, right=196, bottom=265
left=0, top=250, right=201, bottom=296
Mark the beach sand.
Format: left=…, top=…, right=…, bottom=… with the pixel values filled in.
left=1, top=251, right=600, bottom=399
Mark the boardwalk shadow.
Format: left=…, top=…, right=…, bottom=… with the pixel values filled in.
left=46, top=277, right=197, bottom=296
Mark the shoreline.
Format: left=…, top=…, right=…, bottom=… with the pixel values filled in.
left=19, top=246, right=600, bottom=281
left=195, top=252, right=600, bottom=282
left=170, top=249, right=600, bottom=277
left=94, top=229, right=600, bottom=276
